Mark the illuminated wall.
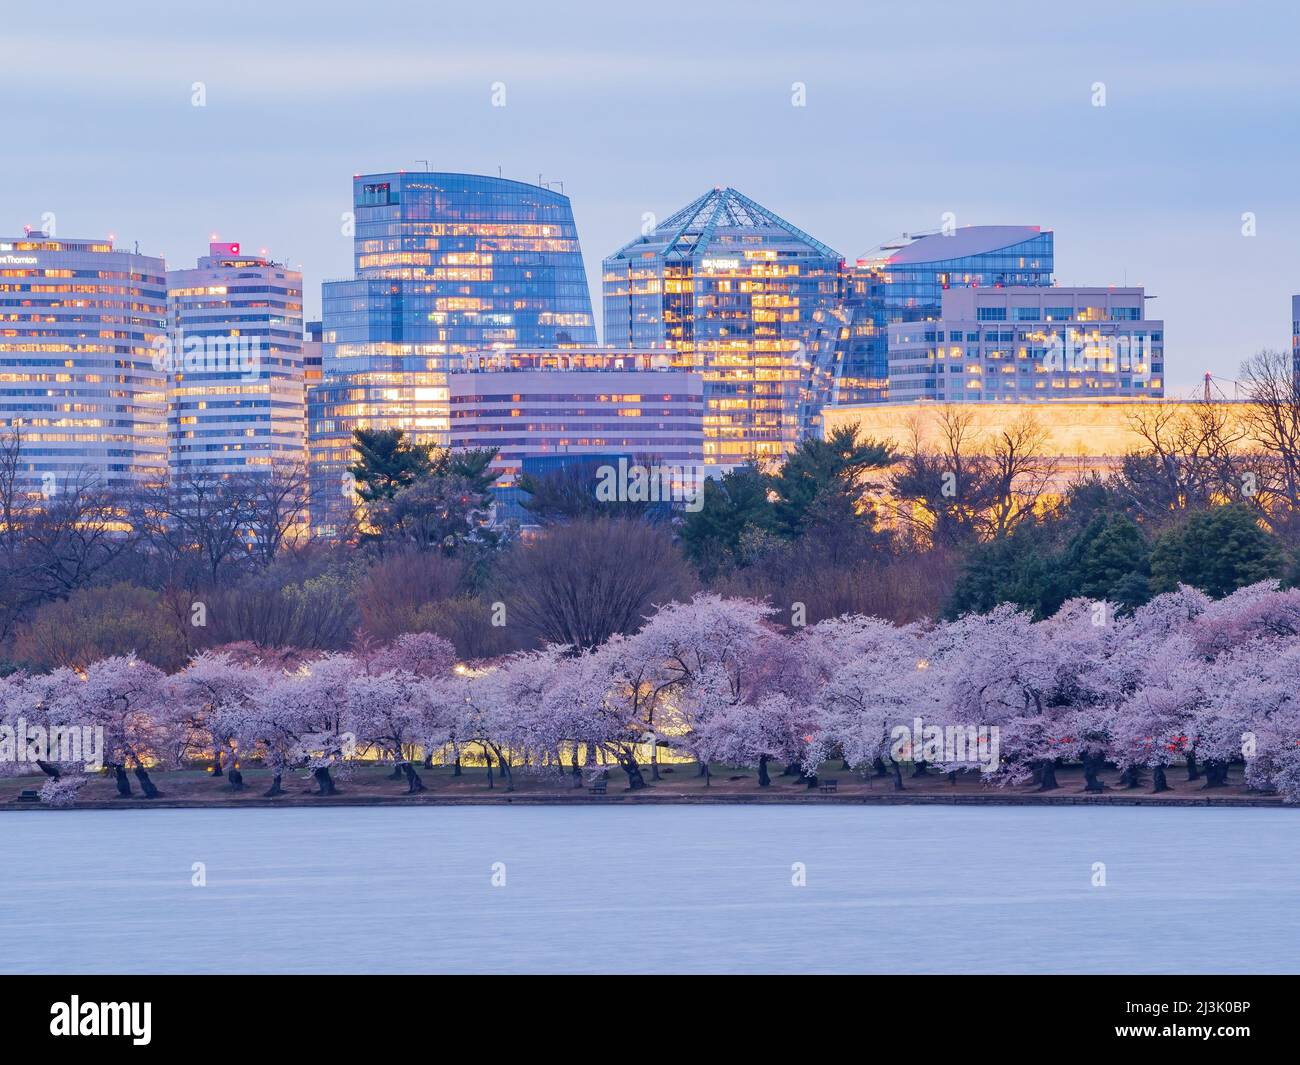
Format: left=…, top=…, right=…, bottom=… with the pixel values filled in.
left=309, top=173, right=598, bottom=535
left=602, top=187, right=843, bottom=465
left=821, top=399, right=1254, bottom=494
left=167, top=242, right=304, bottom=479
left=0, top=235, right=166, bottom=493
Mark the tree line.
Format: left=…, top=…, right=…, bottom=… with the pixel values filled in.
left=6, top=581, right=1300, bottom=805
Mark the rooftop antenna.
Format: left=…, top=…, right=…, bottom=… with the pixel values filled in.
left=415, top=159, right=429, bottom=170
left=498, top=165, right=503, bottom=178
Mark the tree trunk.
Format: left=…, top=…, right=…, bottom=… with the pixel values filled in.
left=210, top=749, right=224, bottom=778
left=1083, top=752, right=1106, bottom=793
left=228, top=767, right=245, bottom=791
left=1152, top=765, right=1170, bottom=793
left=312, top=766, right=337, bottom=796
left=134, top=767, right=161, bottom=799
left=1186, top=752, right=1200, bottom=781
left=782, top=761, right=801, bottom=777
left=1037, top=760, right=1059, bottom=791
left=484, top=752, right=494, bottom=789
left=264, top=772, right=283, bottom=797
left=758, top=754, right=771, bottom=788
left=911, top=760, right=928, bottom=778
left=620, top=750, right=646, bottom=791
left=1201, top=760, right=1229, bottom=789
left=402, top=762, right=426, bottom=793
left=890, top=758, right=903, bottom=791
left=112, top=765, right=132, bottom=797
left=1121, top=765, right=1144, bottom=789
left=452, top=743, right=462, bottom=777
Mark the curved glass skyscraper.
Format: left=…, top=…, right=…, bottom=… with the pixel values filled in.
left=309, top=172, right=597, bottom=533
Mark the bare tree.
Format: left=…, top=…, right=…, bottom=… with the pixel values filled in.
left=1117, top=400, right=1247, bottom=523
left=1239, top=349, right=1300, bottom=543
left=981, top=413, right=1059, bottom=540
left=889, top=406, right=1057, bottom=546
left=239, top=463, right=311, bottom=564
left=492, top=517, right=697, bottom=650
left=135, top=471, right=254, bottom=587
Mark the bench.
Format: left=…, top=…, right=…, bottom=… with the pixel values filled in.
left=17, top=790, right=40, bottom=803
left=588, top=779, right=608, bottom=795
left=818, top=779, right=839, bottom=794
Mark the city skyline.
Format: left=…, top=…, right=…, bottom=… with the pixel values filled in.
left=3, top=0, right=1298, bottom=395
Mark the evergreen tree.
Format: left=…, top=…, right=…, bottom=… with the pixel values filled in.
left=348, top=429, right=432, bottom=504
left=1150, top=504, right=1286, bottom=598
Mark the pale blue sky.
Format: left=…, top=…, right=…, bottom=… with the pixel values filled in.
left=2, top=0, right=1297, bottom=393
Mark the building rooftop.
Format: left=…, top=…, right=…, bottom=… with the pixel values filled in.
left=606, top=185, right=841, bottom=262
left=859, top=225, right=1047, bottom=267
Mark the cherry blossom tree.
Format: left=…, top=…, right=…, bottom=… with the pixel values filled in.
left=170, top=651, right=269, bottom=790
left=56, top=655, right=169, bottom=798
left=347, top=668, right=431, bottom=792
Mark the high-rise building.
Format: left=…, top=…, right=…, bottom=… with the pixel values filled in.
left=837, top=226, right=1054, bottom=405
left=888, top=286, right=1163, bottom=402
left=602, top=186, right=843, bottom=465
left=167, top=242, right=304, bottom=480
left=0, top=234, right=167, bottom=493
left=309, top=172, right=598, bottom=534
left=303, top=320, right=323, bottom=385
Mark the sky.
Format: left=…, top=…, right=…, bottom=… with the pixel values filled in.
left=2, top=0, right=1297, bottom=395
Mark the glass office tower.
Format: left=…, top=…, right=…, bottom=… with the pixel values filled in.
left=602, top=186, right=843, bottom=465
left=167, top=242, right=304, bottom=480
left=0, top=234, right=167, bottom=493
left=309, top=172, right=598, bottom=534
left=837, top=226, right=1054, bottom=404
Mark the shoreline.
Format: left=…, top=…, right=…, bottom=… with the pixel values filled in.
left=3, top=791, right=1289, bottom=811
left=4, top=763, right=1287, bottom=811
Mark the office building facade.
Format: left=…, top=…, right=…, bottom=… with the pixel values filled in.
left=888, top=286, right=1163, bottom=402
left=0, top=234, right=167, bottom=493
left=836, top=225, right=1055, bottom=404
left=448, top=349, right=704, bottom=480
left=167, top=242, right=304, bottom=479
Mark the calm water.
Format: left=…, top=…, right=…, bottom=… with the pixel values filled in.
left=0, top=805, right=1295, bottom=974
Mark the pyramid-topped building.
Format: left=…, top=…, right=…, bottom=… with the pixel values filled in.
left=602, top=187, right=844, bottom=464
